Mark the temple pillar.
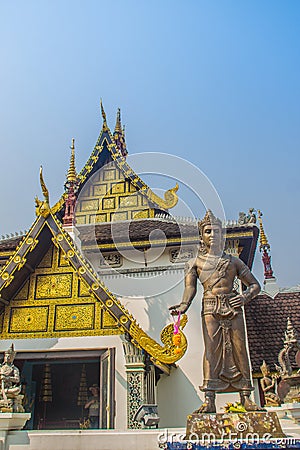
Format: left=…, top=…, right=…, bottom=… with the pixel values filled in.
left=122, top=338, right=145, bottom=429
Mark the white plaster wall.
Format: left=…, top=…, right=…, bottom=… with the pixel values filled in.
left=0, top=335, right=127, bottom=430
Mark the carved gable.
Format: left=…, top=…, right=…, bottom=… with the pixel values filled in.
left=75, top=161, right=154, bottom=225
left=0, top=243, right=120, bottom=339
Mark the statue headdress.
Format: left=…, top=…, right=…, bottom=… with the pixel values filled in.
left=198, top=210, right=222, bottom=235
left=260, top=360, right=269, bottom=375
left=5, top=343, right=16, bottom=359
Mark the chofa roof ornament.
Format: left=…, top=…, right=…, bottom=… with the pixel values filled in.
left=35, top=166, right=51, bottom=218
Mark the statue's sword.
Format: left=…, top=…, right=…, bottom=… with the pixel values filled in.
left=1, top=378, right=7, bottom=404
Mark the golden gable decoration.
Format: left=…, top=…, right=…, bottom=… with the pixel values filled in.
left=0, top=212, right=187, bottom=367
left=0, top=244, right=120, bottom=339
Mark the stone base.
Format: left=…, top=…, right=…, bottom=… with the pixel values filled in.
left=185, top=411, right=285, bottom=440
left=266, top=406, right=286, bottom=420
left=0, top=413, right=31, bottom=430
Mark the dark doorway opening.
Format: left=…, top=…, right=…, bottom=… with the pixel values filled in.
left=32, top=360, right=98, bottom=429
left=16, top=349, right=115, bottom=430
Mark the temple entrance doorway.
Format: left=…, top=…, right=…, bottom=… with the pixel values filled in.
left=15, top=349, right=115, bottom=430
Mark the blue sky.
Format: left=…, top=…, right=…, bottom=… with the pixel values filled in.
left=0, top=1, right=299, bottom=286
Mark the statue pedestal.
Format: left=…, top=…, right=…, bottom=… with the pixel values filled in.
left=0, top=413, right=30, bottom=450
left=185, top=411, right=285, bottom=440
left=0, top=413, right=31, bottom=431
left=266, top=405, right=286, bottom=419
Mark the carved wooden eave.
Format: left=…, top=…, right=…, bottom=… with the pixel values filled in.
left=51, top=121, right=178, bottom=217
left=0, top=213, right=186, bottom=370
left=79, top=220, right=259, bottom=269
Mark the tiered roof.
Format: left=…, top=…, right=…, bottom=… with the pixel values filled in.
left=53, top=102, right=179, bottom=224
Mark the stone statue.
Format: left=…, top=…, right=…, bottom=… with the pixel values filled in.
left=260, top=361, right=281, bottom=406
left=275, top=318, right=300, bottom=403
left=0, top=344, right=24, bottom=412
left=247, top=208, right=257, bottom=224
left=169, top=210, right=261, bottom=413
left=238, top=211, right=247, bottom=225
left=238, top=208, right=256, bottom=225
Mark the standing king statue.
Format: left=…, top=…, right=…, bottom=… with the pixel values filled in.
left=170, top=210, right=261, bottom=413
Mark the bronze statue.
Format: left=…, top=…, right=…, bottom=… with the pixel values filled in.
left=260, top=361, right=281, bottom=406
left=0, top=344, right=24, bottom=412
left=170, top=210, right=261, bottom=413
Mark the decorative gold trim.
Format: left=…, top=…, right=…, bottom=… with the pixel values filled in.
left=0, top=251, right=15, bottom=257
left=0, top=216, right=42, bottom=288
left=0, top=328, right=121, bottom=340
left=225, top=232, right=253, bottom=238
left=0, top=212, right=188, bottom=365
left=50, top=193, right=67, bottom=215
left=146, top=183, right=179, bottom=209
left=129, top=314, right=188, bottom=365
left=82, top=230, right=255, bottom=252
left=82, top=236, right=198, bottom=251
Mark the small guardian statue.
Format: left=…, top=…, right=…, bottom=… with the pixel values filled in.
left=276, top=318, right=300, bottom=403
left=238, top=208, right=256, bottom=225
left=0, top=344, right=24, bottom=412
left=260, top=361, right=281, bottom=407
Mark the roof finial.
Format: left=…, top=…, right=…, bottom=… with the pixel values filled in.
left=258, top=210, right=270, bottom=250
left=258, top=210, right=274, bottom=279
left=100, top=99, right=108, bottom=131
left=35, top=166, right=50, bottom=218
left=63, top=138, right=79, bottom=227
left=67, top=138, right=77, bottom=183
left=114, top=108, right=122, bottom=133
left=113, top=107, right=127, bottom=157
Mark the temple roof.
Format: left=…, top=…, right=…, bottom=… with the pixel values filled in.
left=0, top=236, right=23, bottom=252
left=52, top=104, right=179, bottom=219
left=79, top=218, right=259, bottom=267
left=245, top=291, right=300, bottom=373
left=0, top=211, right=186, bottom=370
